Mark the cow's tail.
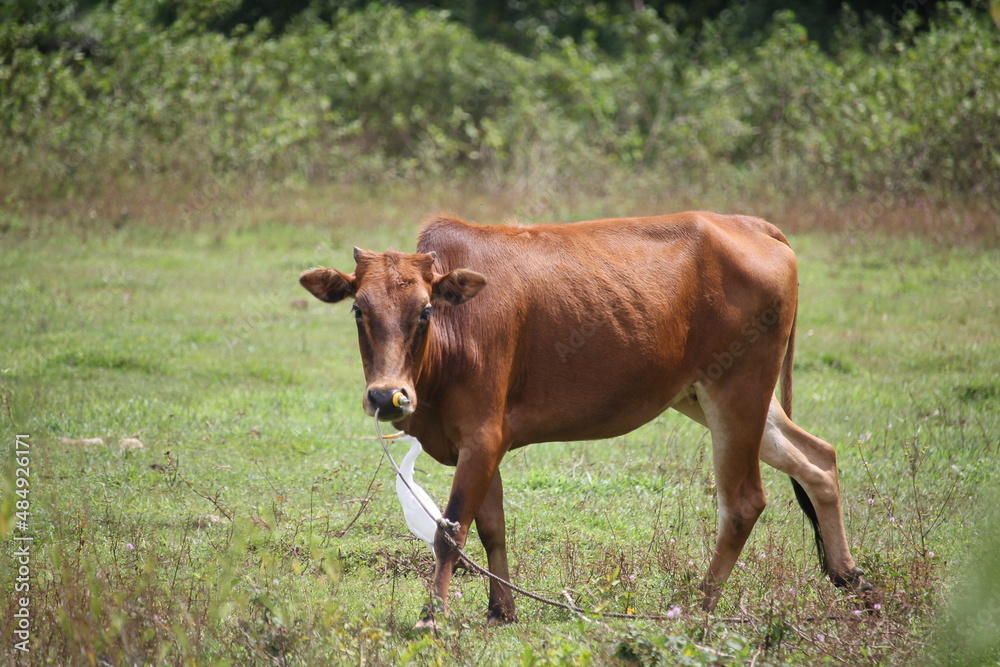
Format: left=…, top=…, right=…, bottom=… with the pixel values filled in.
left=783, top=301, right=827, bottom=573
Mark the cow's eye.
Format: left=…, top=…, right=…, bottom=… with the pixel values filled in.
left=418, top=305, right=432, bottom=324
left=351, top=304, right=363, bottom=322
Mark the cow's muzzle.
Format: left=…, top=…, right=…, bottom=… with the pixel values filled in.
left=365, top=386, right=415, bottom=421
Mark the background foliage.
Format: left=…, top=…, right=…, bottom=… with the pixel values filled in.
left=1, top=0, right=998, bottom=206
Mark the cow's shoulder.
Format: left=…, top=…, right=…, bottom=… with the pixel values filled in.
left=418, top=215, right=538, bottom=271
left=418, top=215, right=474, bottom=246
left=419, top=216, right=489, bottom=262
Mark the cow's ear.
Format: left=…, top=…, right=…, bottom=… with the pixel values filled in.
left=432, top=269, right=487, bottom=305
left=300, top=267, right=356, bottom=303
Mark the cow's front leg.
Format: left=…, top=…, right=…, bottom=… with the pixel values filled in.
left=417, top=436, right=506, bottom=628
left=476, top=469, right=515, bottom=624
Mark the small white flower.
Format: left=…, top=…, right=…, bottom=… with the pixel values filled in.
left=666, top=605, right=681, bottom=619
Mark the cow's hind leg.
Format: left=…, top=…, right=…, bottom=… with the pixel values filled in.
left=693, top=384, right=771, bottom=612
left=759, top=398, right=873, bottom=593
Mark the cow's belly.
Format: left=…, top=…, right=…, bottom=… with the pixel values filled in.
left=505, top=361, right=695, bottom=446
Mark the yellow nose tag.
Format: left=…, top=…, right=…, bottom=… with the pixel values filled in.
left=392, top=391, right=406, bottom=408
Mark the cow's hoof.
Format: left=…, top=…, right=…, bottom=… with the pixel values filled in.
left=832, top=566, right=871, bottom=590
left=485, top=612, right=517, bottom=627
left=414, top=616, right=439, bottom=631
left=833, top=567, right=882, bottom=614
left=416, top=599, right=445, bottom=631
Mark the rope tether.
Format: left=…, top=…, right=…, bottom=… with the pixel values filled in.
left=373, top=410, right=866, bottom=625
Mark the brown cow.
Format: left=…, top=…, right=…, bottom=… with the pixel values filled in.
left=300, top=213, right=872, bottom=625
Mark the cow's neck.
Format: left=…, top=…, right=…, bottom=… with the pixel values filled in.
left=396, top=326, right=460, bottom=465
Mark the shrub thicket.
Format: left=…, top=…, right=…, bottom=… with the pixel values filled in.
left=1, top=1, right=997, bottom=201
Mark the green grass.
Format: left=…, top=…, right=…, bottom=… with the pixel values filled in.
left=1, top=190, right=998, bottom=665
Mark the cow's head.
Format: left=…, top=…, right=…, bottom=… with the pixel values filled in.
left=300, top=247, right=486, bottom=421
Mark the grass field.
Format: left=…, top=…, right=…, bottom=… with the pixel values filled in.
left=1, top=184, right=998, bottom=665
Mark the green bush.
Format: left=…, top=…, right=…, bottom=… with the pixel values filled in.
left=0, top=1, right=997, bottom=200
left=731, top=5, right=1000, bottom=196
